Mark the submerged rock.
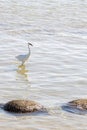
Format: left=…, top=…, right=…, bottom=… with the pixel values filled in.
left=68, top=99, right=87, bottom=110
left=62, top=99, right=87, bottom=115
left=4, top=100, right=45, bottom=113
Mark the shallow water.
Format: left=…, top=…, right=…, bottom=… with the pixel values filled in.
left=0, top=0, right=87, bottom=129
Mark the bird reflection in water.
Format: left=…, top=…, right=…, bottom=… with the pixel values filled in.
left=16, top=64, right=29, bottom=82
left=16, top=64, right=31, bottom=99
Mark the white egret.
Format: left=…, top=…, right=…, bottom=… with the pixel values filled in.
left=16, top=43, right=33, bottom=65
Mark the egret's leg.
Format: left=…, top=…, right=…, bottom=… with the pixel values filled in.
left=21, top=61, right=25, bottom=66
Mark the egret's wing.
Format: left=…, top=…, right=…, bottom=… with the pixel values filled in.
left=16, top=54, right=26, bottom=61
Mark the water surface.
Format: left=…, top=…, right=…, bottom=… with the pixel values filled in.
left=0, top=0, right=87, bottom=130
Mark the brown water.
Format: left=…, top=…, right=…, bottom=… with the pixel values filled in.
left=0, top=0, right=87, bottom=130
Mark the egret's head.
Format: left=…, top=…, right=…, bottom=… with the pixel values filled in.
left=28, top=43, right=33, bottom=46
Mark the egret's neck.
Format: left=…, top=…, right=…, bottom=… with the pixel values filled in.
left=28, top=45, right=31, bottom=57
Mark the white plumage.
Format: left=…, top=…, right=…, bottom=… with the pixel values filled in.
left=16, top=43, right=33, bottom=65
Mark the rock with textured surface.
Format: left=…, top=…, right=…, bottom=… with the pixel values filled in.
left=4, top=100, right=45, bottom=113
left=68, top=99, right=87, bottom=110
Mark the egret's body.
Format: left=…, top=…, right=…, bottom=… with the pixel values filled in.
left=16, top=43, right=32, bottom=65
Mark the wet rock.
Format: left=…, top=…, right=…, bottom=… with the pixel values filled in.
left=68, top=99, right=87, bottom=110
left=62, top=99, right=87, bottom=115
left=4, top=100, right=45, bottom=113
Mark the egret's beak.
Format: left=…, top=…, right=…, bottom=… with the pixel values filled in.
left=28, top=43, right=33, bottom=46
